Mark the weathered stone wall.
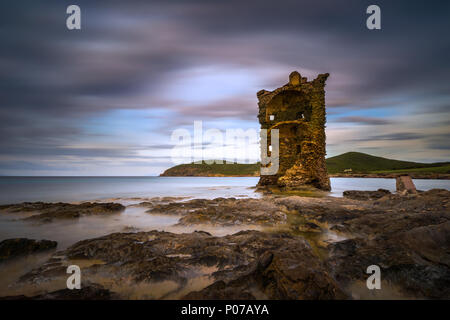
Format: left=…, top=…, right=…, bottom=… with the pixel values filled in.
left=257, top=71, right=331, bottom=191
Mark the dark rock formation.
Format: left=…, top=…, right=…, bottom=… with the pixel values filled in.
left=0, top=202, right=125, bottom=222
left=277, top=189, right=450, bottom=298
left=184, top=248, right=346, bottom=300
left=146, top=197, right=287, bottom=226
left=0, top=238, right=57, bottom=262
left=343, top=188, right=391, bottom=201
left=3, top=189, right=449, bottom=299
left=257, top=71, right=330, bottom=191
left=17, top=230, right=343, bottom=299
left=0, top=284, right=116, bottom=300
left=328, top=221, right=450, bottom=299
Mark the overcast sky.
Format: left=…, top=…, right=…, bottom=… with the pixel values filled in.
left=0, top=0, right=449, bottom=175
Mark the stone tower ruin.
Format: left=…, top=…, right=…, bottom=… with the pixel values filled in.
left=257, top=71, right=331, bottom=191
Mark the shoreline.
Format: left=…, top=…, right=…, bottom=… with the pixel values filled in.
left=0, top=188, right=449, bottom=299
left=160, top=173, right=450, bottom=179
left=329, top=173, right=450, bottom=179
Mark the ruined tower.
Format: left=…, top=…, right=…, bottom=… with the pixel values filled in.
left=257, top=71, right=331, bottom=191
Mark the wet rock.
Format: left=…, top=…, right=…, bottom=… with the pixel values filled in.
left=275, top=195, right=370, bottom=225
left=0, top=284, right=116, bottom=300
left=327, top=221, right=450, bottom=299
left=297, top=222, right=322, bottom=233
left=343, top=189, right=391, bottom=201
left=4, top=189, right=450, bottom=299
left=147, top=197, right=287, bottom=226
left=330, top=206, right=449, bottom=237
left=0, top=238, right=57, bottom=262
left=184, top=246, right=346, bottom=300
left=121, top=226, right=140, bottom=233
left=275, top=190, right=450, bottom=299
left=129, top=196, right=190, bottom=207
left=18, top=230, right=343, bottom=299
left=278, top=190, right=450, bottom=233
left=372, top=189, right=449, bottom=212
left=0, top=202, right=125, bottom=222
left=329, top=189, right=450, bottom=237
left=146, top=198, right=217, bottom=215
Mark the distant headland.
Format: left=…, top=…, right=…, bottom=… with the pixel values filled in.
left=160, top=152, right=450, bottom=179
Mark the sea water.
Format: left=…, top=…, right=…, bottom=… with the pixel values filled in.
left=0, top=176, right=448, bottom=204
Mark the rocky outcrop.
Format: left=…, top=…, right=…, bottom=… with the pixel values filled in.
left=0, top=284, right=116, bottom=300
left=327, top=221, right=450, bottom=299
left=145, top=197, right=287, bottom=226
left=277, top=189, right=450, bottom=299
left=331, top=189, right=450, bottom=236
left=0, top=238, right=57, bottom=262
left=2, top=189, right=449, bottom=299
left=0, top=202, right=125, bottom=222
left=343, top=189, right=391, bottom=201
left=184, top=248, right=346, bottom=300
left=17, top=230, right=344, bottom=299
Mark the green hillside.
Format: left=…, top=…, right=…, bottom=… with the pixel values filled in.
left=371, top=164, right=450, bottom=175
left=160, top=152, right=450, bottom=176
left=325, top=152, right=448, bottom=174
left=160, top=161, right=260, bottom=176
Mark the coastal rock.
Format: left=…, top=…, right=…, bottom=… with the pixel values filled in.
left=330, top=203, right=449, bottom=237
left=0, top=238, right=57, bottom=262
left=129, top=196, right=191, bottom=207
left=327, top=221, right=450, bottom=299
left=0, top=202, right=125, bottom=222
left=3, top=188, right=450, bottom=299
left=147, top=197, right=287, bottom=226
left=275, top=190, right=450, bottom=299
left=0, top=284, right=116, bottom=300
left=185, top=246, right=346, bottom=300
left=324, top=189, right=450, bottom=299
left=297, top=222, right=322, bottom=233
left=146, top=198, right=217, bottom=215
left=121, top=226, right=141, bottom=232
left=275, top=195, right=369, bottom=225
left=371, top=189, right=449, bottom=212
left=343, top=189, right=391, bottom=201
left=17, top=230, right=342, bottom=299
left=277, top=189, right=450, bottom=232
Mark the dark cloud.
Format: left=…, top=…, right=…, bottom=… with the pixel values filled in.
left=334, top=116, right=392, bottom=125
left=176, top=98, right=257, bottom=120
left=0, top=146, right=138, bottom=157
left=0, top=161, right=58, bottom=171
left=426, top=133, right=450, bottom=151
left=353, top=132, right=424, bottom=142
